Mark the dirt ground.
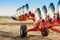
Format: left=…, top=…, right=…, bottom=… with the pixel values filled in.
left=0, top=19, right=60, bottom=40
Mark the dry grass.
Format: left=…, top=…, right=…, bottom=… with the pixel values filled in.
left=0, top=18, right=60, bottom=40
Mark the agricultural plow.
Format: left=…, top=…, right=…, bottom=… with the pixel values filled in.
left=12, top=0, right=60, bottom=37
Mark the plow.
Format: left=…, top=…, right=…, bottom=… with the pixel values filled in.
left=12, top=0, right=60, bottom=37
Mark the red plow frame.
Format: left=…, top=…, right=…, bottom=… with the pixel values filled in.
left=18, top=12, right=60, bottom=33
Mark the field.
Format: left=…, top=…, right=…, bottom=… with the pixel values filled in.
left=0, top=18, right=60, bottom=40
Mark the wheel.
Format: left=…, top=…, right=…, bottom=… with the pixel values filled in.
left=41, top=28, right=49, bottom=36
left=20, top=24, right=27, bottom=37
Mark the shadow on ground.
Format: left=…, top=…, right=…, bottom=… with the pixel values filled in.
left=0, top=31, right=52, bottom=40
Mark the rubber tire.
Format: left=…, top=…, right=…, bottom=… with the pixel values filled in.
left=20, top=24, right=27, bottom=37
left=41, top=28, right=49, bottom=36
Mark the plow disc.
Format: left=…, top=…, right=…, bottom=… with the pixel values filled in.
left=12, top=0, right=60, bottom=37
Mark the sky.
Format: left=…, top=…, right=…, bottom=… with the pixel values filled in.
left=0, top=0, right=59, bottom=16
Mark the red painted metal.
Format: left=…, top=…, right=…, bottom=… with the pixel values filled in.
left=19, top=13, right=35, bottom=22
left=18, top=12, right=60, bottom=33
